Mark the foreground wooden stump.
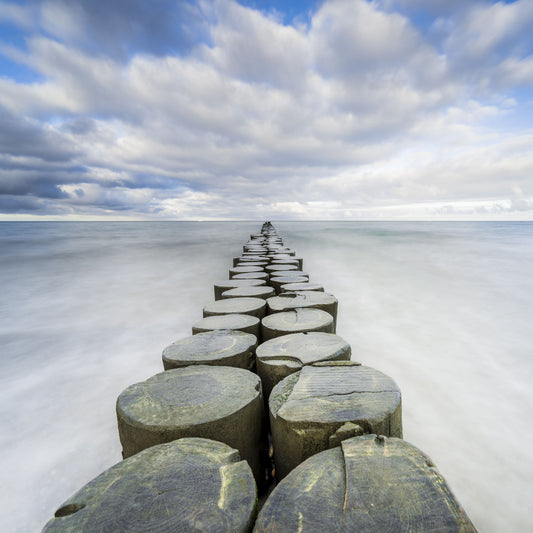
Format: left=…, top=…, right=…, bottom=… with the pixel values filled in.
left=256, top=332, right=351, bottom=401
left=117, top=365, right=267, bottom=486
left=269, top=362, right=402, bottom=480
left=254, top=435, right=477, bottom=532
left=261, top=308, right=334, bottom=341
left=162, top=330, right=258, bottom=371
left=43, top=438, right=257, bottom=533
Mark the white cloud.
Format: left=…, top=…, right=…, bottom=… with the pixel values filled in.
left=311, top=0, right=421, bottom=76
left=0, top=1, right=36, bottom=28
left=202, top=0, right=310, bottom=91
left=1, top=0, right=533, bottom=219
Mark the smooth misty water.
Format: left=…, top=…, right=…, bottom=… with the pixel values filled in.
left=1, top=221, right=532, bottom=532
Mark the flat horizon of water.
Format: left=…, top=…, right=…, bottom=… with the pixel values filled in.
left=1, top=221, right=532, bottom=532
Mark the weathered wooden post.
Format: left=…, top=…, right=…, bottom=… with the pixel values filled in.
left=43, top=438, right=257, bottom=533
left=256, top=331, right=351, bottom=401
left=116, top=365, right=268, bottom=487
left=254, top=434, right=477, bottom=532
left=162, top=329, right=258, bottom=371
left=269, top=361, right=402, bottom=480
left=261, top=308, right=334, bottom=341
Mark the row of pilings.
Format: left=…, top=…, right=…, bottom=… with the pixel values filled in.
left=43, top=221, right=477, bottom=532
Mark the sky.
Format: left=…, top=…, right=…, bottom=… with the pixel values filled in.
left=0, top=0, right=532, bottom=220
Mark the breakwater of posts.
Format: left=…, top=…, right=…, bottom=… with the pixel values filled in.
left=42, top=222, right=477, bottom=532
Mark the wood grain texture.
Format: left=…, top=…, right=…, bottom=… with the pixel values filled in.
left=43, top=438, right=257, bottom=533
left=269, top=276, right=309, bottom=294
left=269, top=363, right=402, bottom=480
left=116, top=365, right=267, bottom=485
left=261, top=308, right=334, bottom=341
left=266, top=291, right=338, bottom=328
left=253, top=435, right=477, bottom=532
left=265, top=264, right=299, bottom=274
left=203, top=297, right=267, bottom=319
left=220, top=286, right=276, bottom=300
left=192, top=313, right=260, bottom=338
left=162, top=330, right=257, bottom=371
left=279, top=282, right=324, bottom=293
left=214, top=279, right=266, bottom=300
left=232, top=272, right=270, bottom=280
left=229, top=266, right=265, bottom=278
left=256, top=332, right=350, bottom=400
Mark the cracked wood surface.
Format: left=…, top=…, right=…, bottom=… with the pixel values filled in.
left=116, top=365, right=267, bottom=485
left=254, top=435, right=476, bottom=533
left=256, top=332, right=350, bottom=400
left=261, top=308, right=334, bottom=341
left=269, top=363, right=402, bottom=479
left=43, top=439, right=257, bottom=533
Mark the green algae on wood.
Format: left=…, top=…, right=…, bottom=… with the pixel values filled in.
left=43, top=438, right=257, bottom=533
left=254, top=434, right=476, bottom=532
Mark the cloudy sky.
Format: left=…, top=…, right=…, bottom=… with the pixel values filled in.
left=1, top=0, right=532, bottom=220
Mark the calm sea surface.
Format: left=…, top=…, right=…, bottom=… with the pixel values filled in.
left=1, top=221, right=532, bottom=532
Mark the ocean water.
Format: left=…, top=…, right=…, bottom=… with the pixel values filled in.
left=1, top=221, right=532, bottom=532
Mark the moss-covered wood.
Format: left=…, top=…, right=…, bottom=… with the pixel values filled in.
left=269, top=362, right=402, bottom=480
left=256, top=332, right=350, bottom=401
left=162, top=330, right=257, bottom=371
left=261, top=308, right=334, bottom=341
left=254, top=434, right=477, bottom=532
left=43, top=438, right=257, bottom=533
left=116, top=366, right=267, bottom=486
